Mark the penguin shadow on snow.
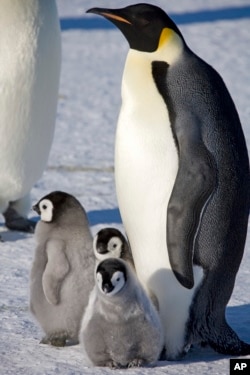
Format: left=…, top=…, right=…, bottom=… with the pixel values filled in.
left=0, top=208, right=121, bottom=240
left=87, top=208, right=122, bottom=226
left=59, top=5, right=250, bottom=31
left=0, top=215, right=39, bottom=242
left=0, top=224, right=31, bottom=242
left=226, top=304, right=250, bottom=344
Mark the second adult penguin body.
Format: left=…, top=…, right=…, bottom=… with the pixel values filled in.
left=30, top=191, right=95, bottom=346
left=87, top=4, right=250, bottom=360
left=0, top=0, right=61, bottom=231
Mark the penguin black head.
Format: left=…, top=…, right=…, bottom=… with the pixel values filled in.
left=32, top=191, right=84, bottom=223
left=86, top=3, right=183, bottom=53
left=96, top=258, right=127, bottom=296
left=93, top=228, right=126, bottom=260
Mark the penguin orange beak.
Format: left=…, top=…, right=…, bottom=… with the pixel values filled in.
left=98, top=13, right=131, bottom=25
left=86, top=8, right=132, bottom=25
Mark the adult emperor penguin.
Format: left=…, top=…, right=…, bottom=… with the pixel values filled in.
left=87, top=4, right=250, bottom=359
left=80, top=258, right=163, bottom=368
left=0, top=0, right=61, bottom=232
left=30, top=191, right=95, bottom=346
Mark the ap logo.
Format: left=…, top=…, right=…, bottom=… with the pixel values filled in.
left=230, top=359, right=250, bottom=374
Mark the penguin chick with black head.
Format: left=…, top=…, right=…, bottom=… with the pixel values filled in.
left=80, top=258, right=164, bottom=369
left=30, top=191, right=95, bottom=346
left=93, top=227, right=135, bottom=268
left=87, top=4, right=250, bottom=359
left=93, top=227, right=159, bottom=310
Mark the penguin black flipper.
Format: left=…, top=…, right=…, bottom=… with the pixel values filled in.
left=167, top=133, right=217, bottom=289
left=152, top=61, right=217, bottom=289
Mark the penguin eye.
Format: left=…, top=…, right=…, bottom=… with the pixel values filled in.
left=116, top=277, right=120, bottom=282
left=112, top=243, right=117, bottom=249
left=42, top=204, right=47, bottom=210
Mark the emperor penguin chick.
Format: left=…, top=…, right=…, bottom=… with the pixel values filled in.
left=93, top=227, right=159, bottom=310
left=93, top=227, right=134, bottom=268
left=30, top=191, right=95, bottom=346
left=80, top=258, right=164, bottom=369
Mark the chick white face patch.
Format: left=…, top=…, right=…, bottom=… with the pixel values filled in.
left=107, top=237, right=123, bottom=258
left=39, top=199, right=54, bottom=222
left=96, top=270, right=125, bottom=296
left=94, top=236, right=123, bottom=261
left=111, top=271, right=125, bottom=294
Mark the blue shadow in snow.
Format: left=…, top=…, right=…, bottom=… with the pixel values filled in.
left=32, top=211, right=122, bottom=226
left=87, top=208, right=122, bottom=226
left=60, top=6, right=250, bottom=31
left=226, top=304, right=250, bottom=343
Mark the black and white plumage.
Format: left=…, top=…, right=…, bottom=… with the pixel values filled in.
left=80, top=258, right=163, bottom=368
left=30, top=191, right=95, bottom=346
left=93, top=227, right=134, bottom=268
left=87, top=4, right=250, bottom=359
left=93, top=227, right=159, bottom=310
left=0, top=0, right=61, bottom=232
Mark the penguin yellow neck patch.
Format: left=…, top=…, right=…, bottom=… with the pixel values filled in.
left=158, top=28, right=173, bottom=49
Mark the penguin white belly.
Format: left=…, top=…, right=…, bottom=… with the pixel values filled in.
left=0, top=0, right=61, bottom=211
left=115, top=51, right=203, bottom=358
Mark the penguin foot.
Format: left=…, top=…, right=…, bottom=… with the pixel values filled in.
left=209, top=338, right=250, bottom=356
left=107, top=361, right=124, bottom=369
left=127, top=359, right=144, bottom=368
left=3, top=207, right=36, bottom=233
left=40, top=333, right=68, bottom=347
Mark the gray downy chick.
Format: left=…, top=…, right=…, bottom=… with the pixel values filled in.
left=93, top=227, right=159, bottom=310
left=79, top=258, right=164, bottom=368
left=30, top=191, right=95, bottom=346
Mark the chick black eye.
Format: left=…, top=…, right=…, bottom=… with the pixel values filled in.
left=113, top=244, right=117, bottom=248
left=42, top=204, right=47, bottom=210
left=117, top=277, right=120, bottom=282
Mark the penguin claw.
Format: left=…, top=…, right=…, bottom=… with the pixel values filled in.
left=40, top=333, right=68, bottom=347
left=128, top=359, right=144, bottom=368
left=49, top=337, right=67, bottom=347
left=107, top=361, right=123, bottom=369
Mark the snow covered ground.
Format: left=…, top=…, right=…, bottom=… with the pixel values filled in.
left=1, top=0, right=250, bottom=374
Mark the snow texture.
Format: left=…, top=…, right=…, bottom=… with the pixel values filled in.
left=1, top=0, right=250, bottom=374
